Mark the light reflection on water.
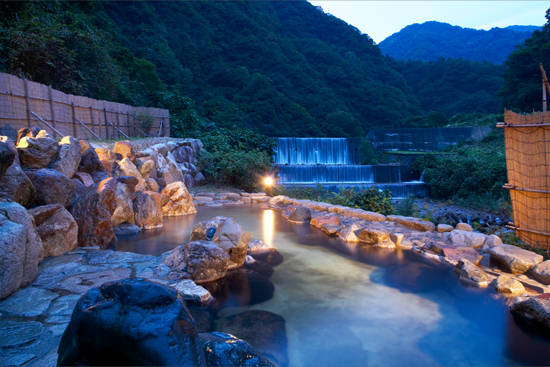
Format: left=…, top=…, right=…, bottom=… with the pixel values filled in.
left=117, top=204, right=550, bottom=366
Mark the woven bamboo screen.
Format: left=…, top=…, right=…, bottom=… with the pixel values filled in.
left=0, top=73, right=170, bottom=141
left=501, top=110, right=550, bottom=249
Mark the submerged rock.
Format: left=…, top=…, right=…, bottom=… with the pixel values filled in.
left=219, top=310, right=288, bottom=366
left=200, top=332, right=274, bottom=367
left=57, top=278, right=206, bottom=366
left=510, top=294, right=550, bottom=333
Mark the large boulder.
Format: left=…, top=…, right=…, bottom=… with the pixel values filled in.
left=510, top=294, right=550, bottom=333
left=489, top=244, right=544, bottom=274
left=190, top=216, right=228, bottom=241
left=200, top=332, right=274, bottom=367
left=454, top=259, right=490, bottom=287
left=439, top=245, right=483, bottom=265
left=287, top=206, right=311, bottom=222
left=247, top=240, right=283, bottom=266
left=138, top=160, right=155, bottom=179
left=145, top=178, right=160, bottom=192
left=0, top=201, right=43, bottom=299
left=115, top=158, right=146, bottom=191
left=493, top=275, right=525, bottom=294
left=95, top=148, right=118, bottom=176
left=338, top=224, right=361, bottom=242
left=219, top=310, right=287, bottom=366
left=194, top=172, right=207, bottom=186
left=0, top=158, right=36, bottom=208
left=182, top=173, right=196, bottom=189
left=160, top=240, right=230, bottom=284
left=173, top=146, right=196, bottom=164
left=25, top=168, right=75, bottom=208
left=310, top=215, right=340, bottom=229
left=166, top=151, right=184, bottom=182
left=111, top=183, right=135, bottom=227
left=133, top=191, right=163, bottom=230
left=183, top=138, right=204, bottom=155
left=533, top=261, right=550, bottom=285
left=387, top=215, right=435, bottom=232
left=29, top=204, right=78, bottom=258
left=161, top=181, right=197, bottom=217
left=15, top=126, right=41, bottom=145
left=50, top=136, right=81, bottom=179
left=0, top=140, right=16, bottom=181
left=57, top=278, right=206, bottom=366
left=70, top=177, right=118, bottom=249
left=356, top=227, right=391, bottom=245
left=115, top=176, right=139, bottom=195
left=450, top=229, right=488, bottom=249
left=212, top=218, right=251, bottom=269
left=112, top=140, right=137, bottom=164
left=78, top=144, right=109, bottom=183
left=16, top=130, right=58, bottom=169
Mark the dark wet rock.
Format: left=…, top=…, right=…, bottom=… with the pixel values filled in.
left=0, top=140, right=15, bottom=181
left=0, top=160, right=36, bottom=208
left=490, top=244, right=544, bottom=274
left=219, top=310, right=288, bottom=366
left=72, top=177, right=87, bottom=198
left=113, top=222, right=141, bottom=236
left=25, top=168, right=75, bottom=208
left=113, top=140, right=137, bottom=165
left=0, top=287, right=58, bottom=317
left=190, top=216, right=227, bottom=241
left=57, top=278, right=206, bottom=366
left=288, top=206, right=311, bottom=222
left=173, top=145, right=196, bottom=164
left=203, top=269, right=274, bottom=308
left=183, top=173, right=196, bottom=189
left=29, top=204, right=78, bottom=258
left=16, top=131, right=58, bottom=169
left=115, top=175, right=139, bottom=195
left=244, top=256, right=274, bottom=278
left=200, top=332, right=274, bottom=367
left=50, top=136, right=81, bottom=179
left=70, top=177, right=117, bottom=249
left=247, top=243, right=284, bottom=267
left=78, top=146, right=109, bottom=183
left=189, top=309, right=214, bottom=333
left=195, top=172, right=207, bottom=186
left=212, top=218, right=250, bottom=269
left=0, top=321, right=44, bottom=348
left=161, top=240, right=229, bottom=284
left=510, top=294, right=550, bottom=333
left=155, top=177, right=167, bottom=191
left=133, top=191, right=163, bottom=230
left=455, top=259, right=490, bottom=287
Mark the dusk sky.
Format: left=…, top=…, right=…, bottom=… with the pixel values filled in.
left=308, top=1, right=548, bottom=44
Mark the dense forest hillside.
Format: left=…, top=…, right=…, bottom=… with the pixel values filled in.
left=505, top=25, right=541, bottom=33
left=379, top=21, right=535, bottom=64
left=1, top=1, right=513, bottom=136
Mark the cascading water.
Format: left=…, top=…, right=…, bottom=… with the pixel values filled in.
left=275, top=138, right=428, bottom=198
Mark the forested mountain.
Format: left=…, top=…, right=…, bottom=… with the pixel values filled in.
left=0, top=1, right=512, bottom=137
left=499, top=10, right=550, bottom=112
left=379, top=21, right=535, bottom=64
left=505, top=25, right=541, bottom=33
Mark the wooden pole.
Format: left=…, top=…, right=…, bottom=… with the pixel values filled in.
left=75, top=117, right=102, bottom=141
left=30, top=111, right=64, bottom=137
left=540, top=64, right=550, bottom=112
left=70, top=102, right=77, bottom=138
left=48, top=86, right=57, bottom=139
left=23, top=79, right=31, bottom=127
left=116, top=111, right=120, bottom=140
left=89, top=107, right=95, bottom=139
left=103, top=108, right=109, bottom=140
left=158, top=117, right=164, bottom=137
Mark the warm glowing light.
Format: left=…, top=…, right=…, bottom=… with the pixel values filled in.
left=263, top=209, right=274, bottom=247
left=264, top=177, right=273, bottom=186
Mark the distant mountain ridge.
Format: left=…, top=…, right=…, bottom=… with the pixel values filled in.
left=379, top=21, right=537, bottom=64
left=504, top=25, right=541, bottom=33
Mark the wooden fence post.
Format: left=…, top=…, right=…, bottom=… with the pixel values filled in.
left=116, top=111, right=120, bottom=140
left=103, top=108, right=109, bottom=140
left=71, top=102, right=77, bottom=138
left=89, top=107, right=95, bottom=138
left=23, top=79, right=31, bottom=127
left=48, top=86, right=57, bottom=139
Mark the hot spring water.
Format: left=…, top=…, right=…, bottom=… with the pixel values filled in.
left=118, top=205, right=550, bottom=366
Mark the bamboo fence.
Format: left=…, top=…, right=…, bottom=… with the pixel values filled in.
left=0, top=73, right=170, bottom=141
left=498, top=110, right=550, bottom=249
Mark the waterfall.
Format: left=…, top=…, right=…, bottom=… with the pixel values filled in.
left=276, top=138, right=362, bottom=165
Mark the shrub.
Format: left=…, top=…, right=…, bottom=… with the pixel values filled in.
left=394, top=194, right=417, bottom=216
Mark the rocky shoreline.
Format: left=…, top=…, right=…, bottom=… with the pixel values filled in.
left=2, top=131, right=550, bottom=366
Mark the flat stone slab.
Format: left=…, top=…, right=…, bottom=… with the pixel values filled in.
left=85, top=250, right=156, bottom=264
left=0, top=321, right=44, bottom=348
left=440, top=245, right=483, bottom=266
left=489, top=244, right=544, bottom=274
left=0, top=287, right=58, bottom=317
left=387, top=215, right=435, bottom=232
left=48, top=268, right=132, bottom=294
left=171, top=279, right=212, bottom=304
